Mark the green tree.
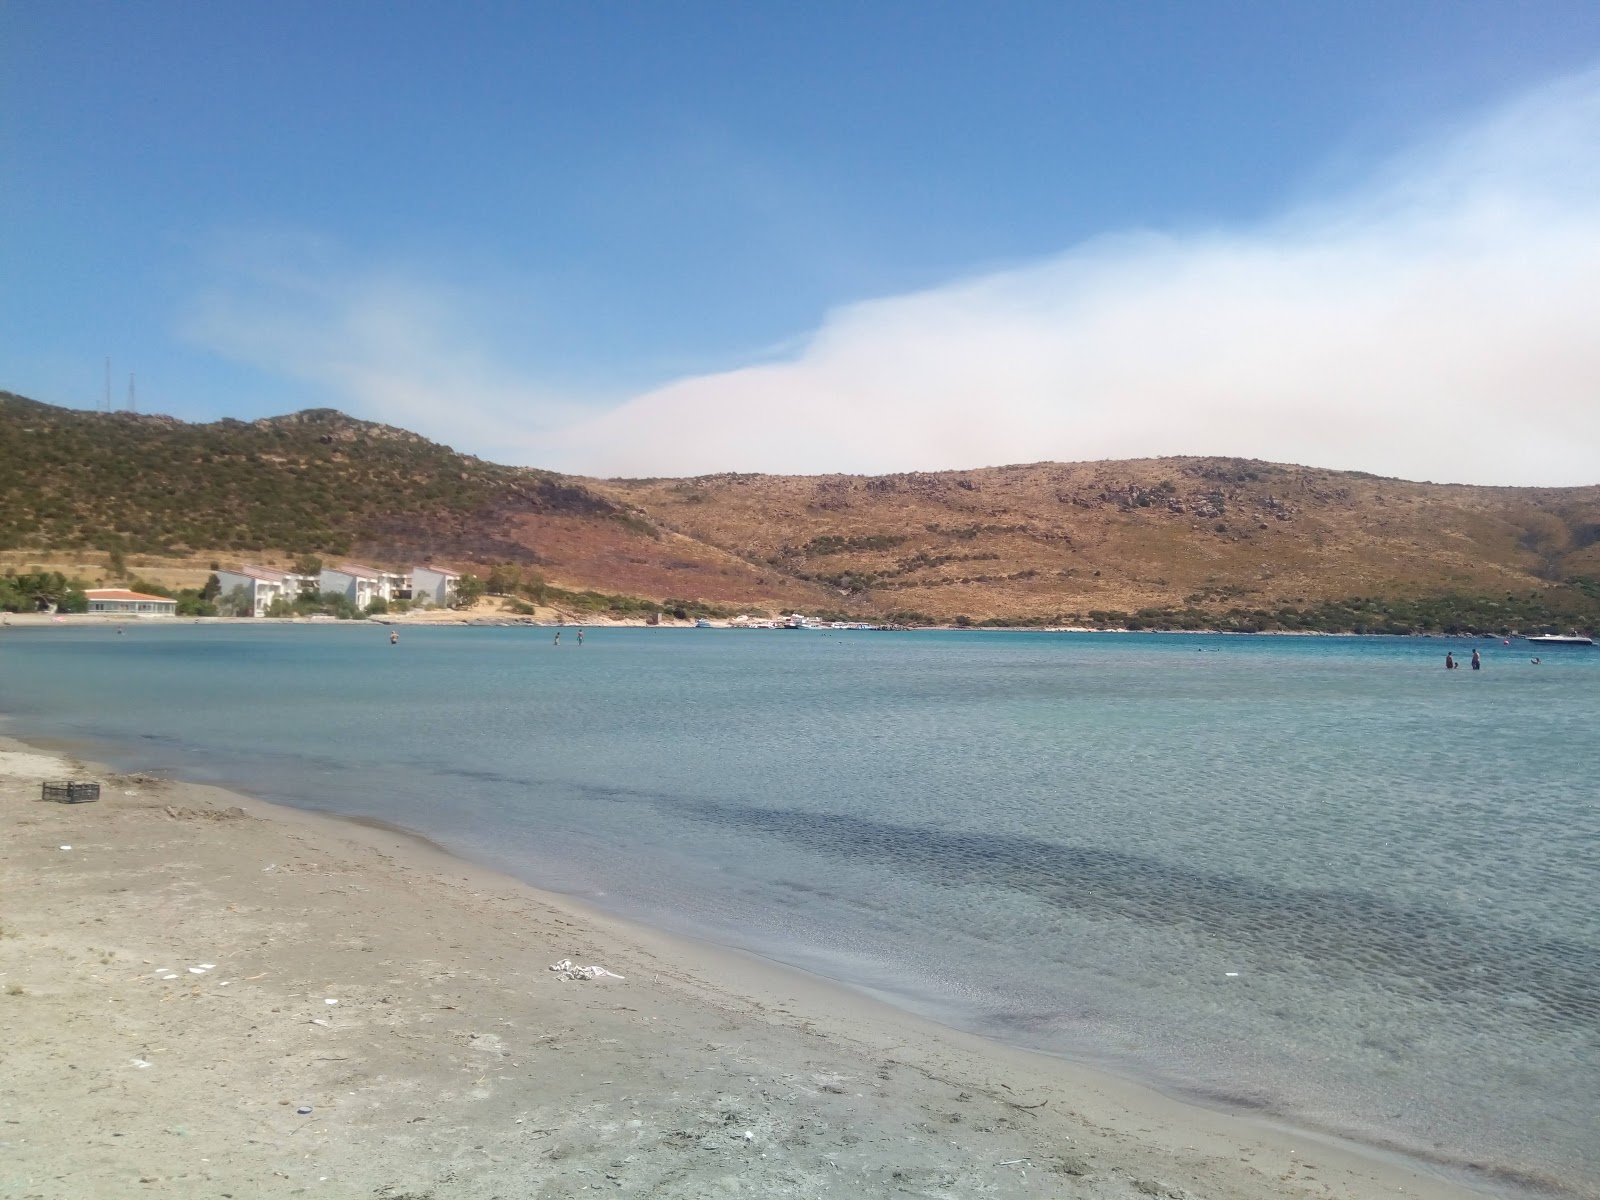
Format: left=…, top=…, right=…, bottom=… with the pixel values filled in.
left=217, top=584, right=252, bottom=617
left=176, top=592, right=218, bottom=617
left=453, top=573, right=485, bottom=608
left=486, top=562, right=522, bottom=595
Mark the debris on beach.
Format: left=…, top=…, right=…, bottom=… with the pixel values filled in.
left=549, top=959, right=625, bottom=981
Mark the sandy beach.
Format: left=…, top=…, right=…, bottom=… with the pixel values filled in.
left=1, top=735, right=1496, bottom=1200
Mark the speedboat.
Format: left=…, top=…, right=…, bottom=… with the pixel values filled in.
left=1526, top=634, right=1594, bottom=645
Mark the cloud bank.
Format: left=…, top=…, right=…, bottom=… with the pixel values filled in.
left=179, top=235, right=585, bottom=456
left=188, top=68, right=1600, bottom=485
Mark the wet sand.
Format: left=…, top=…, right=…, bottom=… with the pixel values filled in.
left=0, top=735, right=1493, bottom=1199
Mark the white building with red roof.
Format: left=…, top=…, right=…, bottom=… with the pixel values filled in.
left=84, top=588, right=177, bottom=617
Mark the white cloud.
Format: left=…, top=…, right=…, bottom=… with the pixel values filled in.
left=186, top=68, right=1600, bottom=486
left=179, top=233, right=585, bottom=457
left=535, top=67, right=1600, bottom=485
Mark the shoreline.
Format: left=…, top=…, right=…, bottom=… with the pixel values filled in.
left=0, top=725, right=1521, bottom=1199
left=0, top=610, right=1537, bottom=638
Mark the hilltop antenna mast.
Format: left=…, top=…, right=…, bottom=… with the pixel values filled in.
left=127, top=373, right=137, bottom=414
left=104, top=358, right=111, bottom=412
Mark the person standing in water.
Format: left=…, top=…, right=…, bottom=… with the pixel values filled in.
left=577, top=628, right=584, bottom=645
left=390, top=630, right=398, bottom=645
left=1445, top=652, right=1455, bottom=669
left=553, top=630, right=561, bottom=646
left=1471, top=648, right=1481, bottom=670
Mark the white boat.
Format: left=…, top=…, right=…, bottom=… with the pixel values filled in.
left=695, top=618, right=713, bottom=628
left=1525, top=634, right=1594, bottom=645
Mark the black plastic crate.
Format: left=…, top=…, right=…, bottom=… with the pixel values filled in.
left=42, top=781, right=100, bottom=804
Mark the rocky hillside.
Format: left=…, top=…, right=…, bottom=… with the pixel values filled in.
left=5, top=390, right=1599, bottom=630
left=605, top=460, right=1600, bottom=626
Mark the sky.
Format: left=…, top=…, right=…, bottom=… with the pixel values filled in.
left=5, top=2, right=1600, bottom=484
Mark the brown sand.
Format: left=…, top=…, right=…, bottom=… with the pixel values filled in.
left=1, top=737, right=1488, bottom=1199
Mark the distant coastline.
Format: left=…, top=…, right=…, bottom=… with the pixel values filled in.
left=6, top=391, right=1600, bottom=635
left=1, top=609, right=1582, bottom=640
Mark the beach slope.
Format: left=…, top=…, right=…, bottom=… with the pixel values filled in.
left=1, top=739, right=1486, bottom=1199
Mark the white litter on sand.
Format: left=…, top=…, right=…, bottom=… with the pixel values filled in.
left=59, top=845, right=72, bottom=851
left=325, top=998, right=338, bottom=1005
left=549, top=959, right=625, bottom=982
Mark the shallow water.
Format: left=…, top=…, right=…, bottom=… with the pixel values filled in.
left=2, top=624, right=1595, bottom=1192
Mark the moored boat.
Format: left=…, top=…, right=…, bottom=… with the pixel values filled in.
left=1526, top=634, right=1594, bottom=645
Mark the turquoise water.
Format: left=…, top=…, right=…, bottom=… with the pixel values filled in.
left=2, top=625, right=1596, bottom=1193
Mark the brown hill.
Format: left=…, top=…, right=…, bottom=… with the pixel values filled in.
left=600, top=459, right=1600, bottom=625
left=0, top=391, right=829, bottom=614
left=4, top=390, right=1598, bottom=629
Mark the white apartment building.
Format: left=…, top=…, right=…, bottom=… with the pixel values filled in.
left=411, top=566, right=460, bottom=608
left=319, top=563, right=391, bottom=610
left=214, top=565, right=299, bottom=617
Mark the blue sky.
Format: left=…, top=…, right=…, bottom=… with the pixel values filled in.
left=6, top=2, right=1600, bottom=481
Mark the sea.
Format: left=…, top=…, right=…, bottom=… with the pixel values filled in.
left=2, top=623, right=1595, bottom=1194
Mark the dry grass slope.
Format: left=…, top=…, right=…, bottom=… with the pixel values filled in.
left=5, top=390, right=1599, bottom=627
left=603, top=458, right=1600, bottom=623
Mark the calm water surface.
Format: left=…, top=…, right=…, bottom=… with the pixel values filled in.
left=2, top=625, right=1596, bottom=1193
